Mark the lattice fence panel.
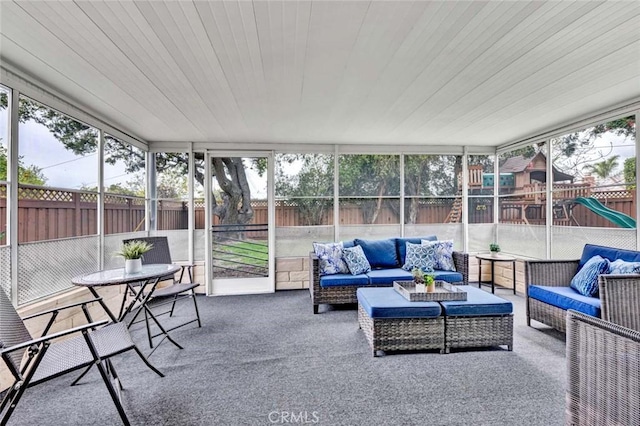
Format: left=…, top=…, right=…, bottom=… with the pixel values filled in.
left=19, top=187, right=74, bottom=202
left=18, top=237, right=99, bottom=305
left=80, top=193, right=98, bottom=203
left=592, top=190, right=633, bottom=200
left=0, top=246, right=11, bottom=299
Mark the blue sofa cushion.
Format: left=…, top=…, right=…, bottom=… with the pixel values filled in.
left=354, top=238, right=399, bottom=268
left=579, top=244, right=640, bottom=269
left=357, top=287, right=441, bottom=319
left=342, top=239, right=356, bottom=249
left=366, top=268, right=413, bottom=285
left=432, top=270, right=464, bottom=283
left=342, top=245, right=372, bottom=275
left=320, top=273, right=369, bottom=287
left=570, top=255, right=609, bottom=297
left=364, top=269, right=463, bottom=285
left=402, top=242, right=436, bottom=272
left=528, top=285, right=601, bottom=317
left=397, top=236, right=437, bottom=265
left=608, top=259, right=640, bottom=274
left=440, top=286, right=513, bottom=316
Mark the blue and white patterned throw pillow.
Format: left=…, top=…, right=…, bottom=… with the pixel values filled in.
left=402, top=242, right=436, bottom=273
left=608, top=259, right=640, bottom=274
left=342, top=245, right=371, bottom=275
left=422, top=239, right=456, bottom=271
left=570, top=255, right=610, bottom=297
left=313, top=242, right=349, bottom=276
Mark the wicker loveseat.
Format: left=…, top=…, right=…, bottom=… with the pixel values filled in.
left=310, top=236, right=469, bottom=314
left=525, top=244, right=640, bottom=333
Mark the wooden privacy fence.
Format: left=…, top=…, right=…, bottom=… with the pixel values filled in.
left=0, top=185, right=636, bottom=244
left=0, top=185, right=182, bottom=243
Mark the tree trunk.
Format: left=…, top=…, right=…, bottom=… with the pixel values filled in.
left=211, top=157, right=254, bottom=239
left=408, top=198, right=419, bottom=224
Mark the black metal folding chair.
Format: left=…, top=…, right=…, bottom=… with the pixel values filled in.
left=122, top=237, right=202, bottom=350
left=0, top=289, right=164, bottom=425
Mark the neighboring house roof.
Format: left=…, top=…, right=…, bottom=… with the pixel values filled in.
left=500, top=152, right=574, bottom=182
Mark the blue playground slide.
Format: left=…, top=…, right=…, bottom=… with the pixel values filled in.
left=574, top=197, right=636, bottom=228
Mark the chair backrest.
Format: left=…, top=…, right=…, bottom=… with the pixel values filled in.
left=123, top=236, right=172, bottom=265
left=0, top=289, right=33, bottom=371
left=566, top=310, right=640, bottom=426
left=599, top=274, right=640, bottom=332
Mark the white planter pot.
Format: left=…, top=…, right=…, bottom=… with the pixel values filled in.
left=491, top=251, right=500, bottom=258
left=125, top=258, right=142, bottom=274
left=415, top=283, right=426, bottom=293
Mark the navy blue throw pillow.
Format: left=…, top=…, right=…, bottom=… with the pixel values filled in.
left=354, top=238, right=399, bottom=268
left=570, top=255, right=610, bottom=297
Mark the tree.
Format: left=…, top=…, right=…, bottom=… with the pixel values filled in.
left=623, top=157, right=636, bottom=189
left=551, top=116, right=635, bottom=179
left=404, top=155, right=458, bottom=224
left=0, top=94, right=257, bottom=226
left=583, top=155, right=620, bottom=181
left=0, top=145, right=47, bottom=185
left=339, top=154, right=399, bottom=224
left=276, top=154, right=333, bottom=226
left=79, top=183, right=141, bottom=196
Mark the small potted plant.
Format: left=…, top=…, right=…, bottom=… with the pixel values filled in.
left=412, top=267, right=426, bottom=292
left=425, top=274, right=436, bottom=293
left=116, top=240, right=153, bottom=274
left=489, top=243, right=501, bottom=257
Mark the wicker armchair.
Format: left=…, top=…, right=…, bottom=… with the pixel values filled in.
left=599, top=273, right=640, bottom=331
left=310, top=250, right=469, bottom=314
left=525, top=257, right=640, bottom=333
left=524, top=259, right=579, bottom=333
left=565, top=310, right=640, bottom=426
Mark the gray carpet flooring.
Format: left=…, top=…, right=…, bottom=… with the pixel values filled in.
left=4, top=286, right=567, bottom=425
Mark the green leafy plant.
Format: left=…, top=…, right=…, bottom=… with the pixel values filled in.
left=489, top=243, right=501, bottom=253
left=115, top=240, right=153, bottom=260
left=412, top=268, right=436, bottom=286
left=424, top=274, right=435, bottom=286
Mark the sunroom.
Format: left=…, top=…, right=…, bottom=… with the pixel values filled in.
left=0, top=1, right=639, bottom=424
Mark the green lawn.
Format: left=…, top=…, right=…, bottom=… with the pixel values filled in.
left=214, top=240, right=268, bottom=267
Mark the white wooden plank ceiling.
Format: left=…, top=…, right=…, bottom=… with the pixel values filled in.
left=0, top=0, right=639, bottom=147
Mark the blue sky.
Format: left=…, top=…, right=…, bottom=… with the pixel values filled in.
left=0, top=116, right=131, bottom=189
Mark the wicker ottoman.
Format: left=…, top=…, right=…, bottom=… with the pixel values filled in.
left=440, top=285, right=513, bottom=353
left=356, top=287, right=444, bottom=357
